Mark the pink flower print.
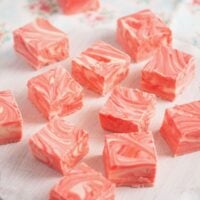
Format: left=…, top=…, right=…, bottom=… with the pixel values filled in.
left=27, top=0, right=59, bottom=16
left=0, top=23, right=10, bottom=45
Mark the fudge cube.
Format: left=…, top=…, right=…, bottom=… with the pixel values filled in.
left=193, top=0, right=200, bottom=4
left=160, top=101, right=200, bottom=156
left=117, top=9, right=172, bottom=62
left=72, top=41, right=130, bottom=95
left=0, top=90, right=23, bottom=145
left=27, top=67, right=83, bottom=120
left=99, top=86, right=156, bottom=133
left=141, top=46, right=195, bottom=101
left=29, top=118, right=89, bottom=174
left=49, top=163, right=115, bottom=200
left=13, top=18, right=69, bottom=70
left=103, top=132, right=157, bottom=187
left=57, top=0, right=100, bottom=15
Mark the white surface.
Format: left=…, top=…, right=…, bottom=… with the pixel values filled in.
left=0, top=0, right=200, bottom=199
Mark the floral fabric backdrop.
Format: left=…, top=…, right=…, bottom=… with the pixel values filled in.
left=0, top=0, right=200, bottom=200
left=0, top=0, right=200, bottom=48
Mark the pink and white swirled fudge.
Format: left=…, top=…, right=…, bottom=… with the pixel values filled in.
left=160, top=101, right=200, bottom=156
left=29, top=118, right=89, bottom=174
left=13, top=18, right=69, bottom=70
left=193, top=0, right=200, bottom=4
left=117, top=9, right=172, bottom=62
left=141, top=46, right=195, bottom=101
left=57, top=0, right=100, bottom=14
left=103, top=131, right=157, bottom=187
left=27, top=67, right=83, bottom=120
left=72, top=41, right=130, bottom=95
left=49, top=162, right=115, bottom=200
left=99, top=86, right=156, bottom=133
left=0, top=90, right=23, bottom=145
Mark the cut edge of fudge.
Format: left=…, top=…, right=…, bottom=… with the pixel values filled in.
left=141, top=46, right=195, bottom=101
left=160, top=101, right=200, bottom=156
left=99, top=113, right=140, bottom=133
left=0, top=90, right=23, bottom=145
left=103, top=131, right=157, bottom=187
left=72, top=41, right=130, bottom=95
left=99, top=86, right=157, bottom=133
left=160, top=110, right=180, bottom=156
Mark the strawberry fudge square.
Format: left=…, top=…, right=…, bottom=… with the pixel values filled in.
left=99, top=86, right=156, bottom=133
left=103, top=131, right=157, bottom=187
left=27, top=67, right=83, bottom=120
left=49, top=162, right=115, bottom=200
left=72, top=41, right=130, bottom=95
left=29, top=118, right=89, bottom=175
left=141, top=46, right=195, bottom=101
left=0, top=90, right=23, bottom=145
left=117, top=9, right=172, bottom=62
left=57, top=0, right=100, bottom=15
left=13, top=18, right=69, bottom=70
left=160, top=101, right=200, bottom=156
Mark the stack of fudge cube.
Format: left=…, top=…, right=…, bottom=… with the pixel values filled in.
left=0, top=1, right=199, bottom=199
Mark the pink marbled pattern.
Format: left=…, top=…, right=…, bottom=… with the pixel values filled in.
left=0, top=90, right=23, bottom=145
left=27, top=67, right=83, bottom=120
left=141, top=45, right=195, bottom=101
left=117, top=9, right=172, bottom=62
left=99, top=86, right=156, bottom=133
left=160, top=101, right=200, bottom=156
left=103, top=131, right=157, bottom=187
left=13, top=18, right=69, bottom=70
left=49, top=163, right=115, bottom=199
left=50, top=162, right=115, bottom=200
left=72, top=41, right=130, bottom=95
left=29, top=118, right=89, bottom=174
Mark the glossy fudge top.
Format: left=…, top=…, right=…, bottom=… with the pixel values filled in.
left=51, top=162, right=114, bottom=198
left=100, top=86, right=156, bottom=121
left=30, top=118, right=88, bottom=160
left=73, top=41, right=131, bottom=77
left=118, top=9, right=171, bottom=43
left=0, top=90, right=22, bottom=124
left=27, top=67, right=83, bottom=105
left=104, top=132, right=157, bottom=167
left=166, top=101, right=200, bottom=136
left=143, top=46, right=195, bottom=78
left=14, top=18, right=68, bottom=51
